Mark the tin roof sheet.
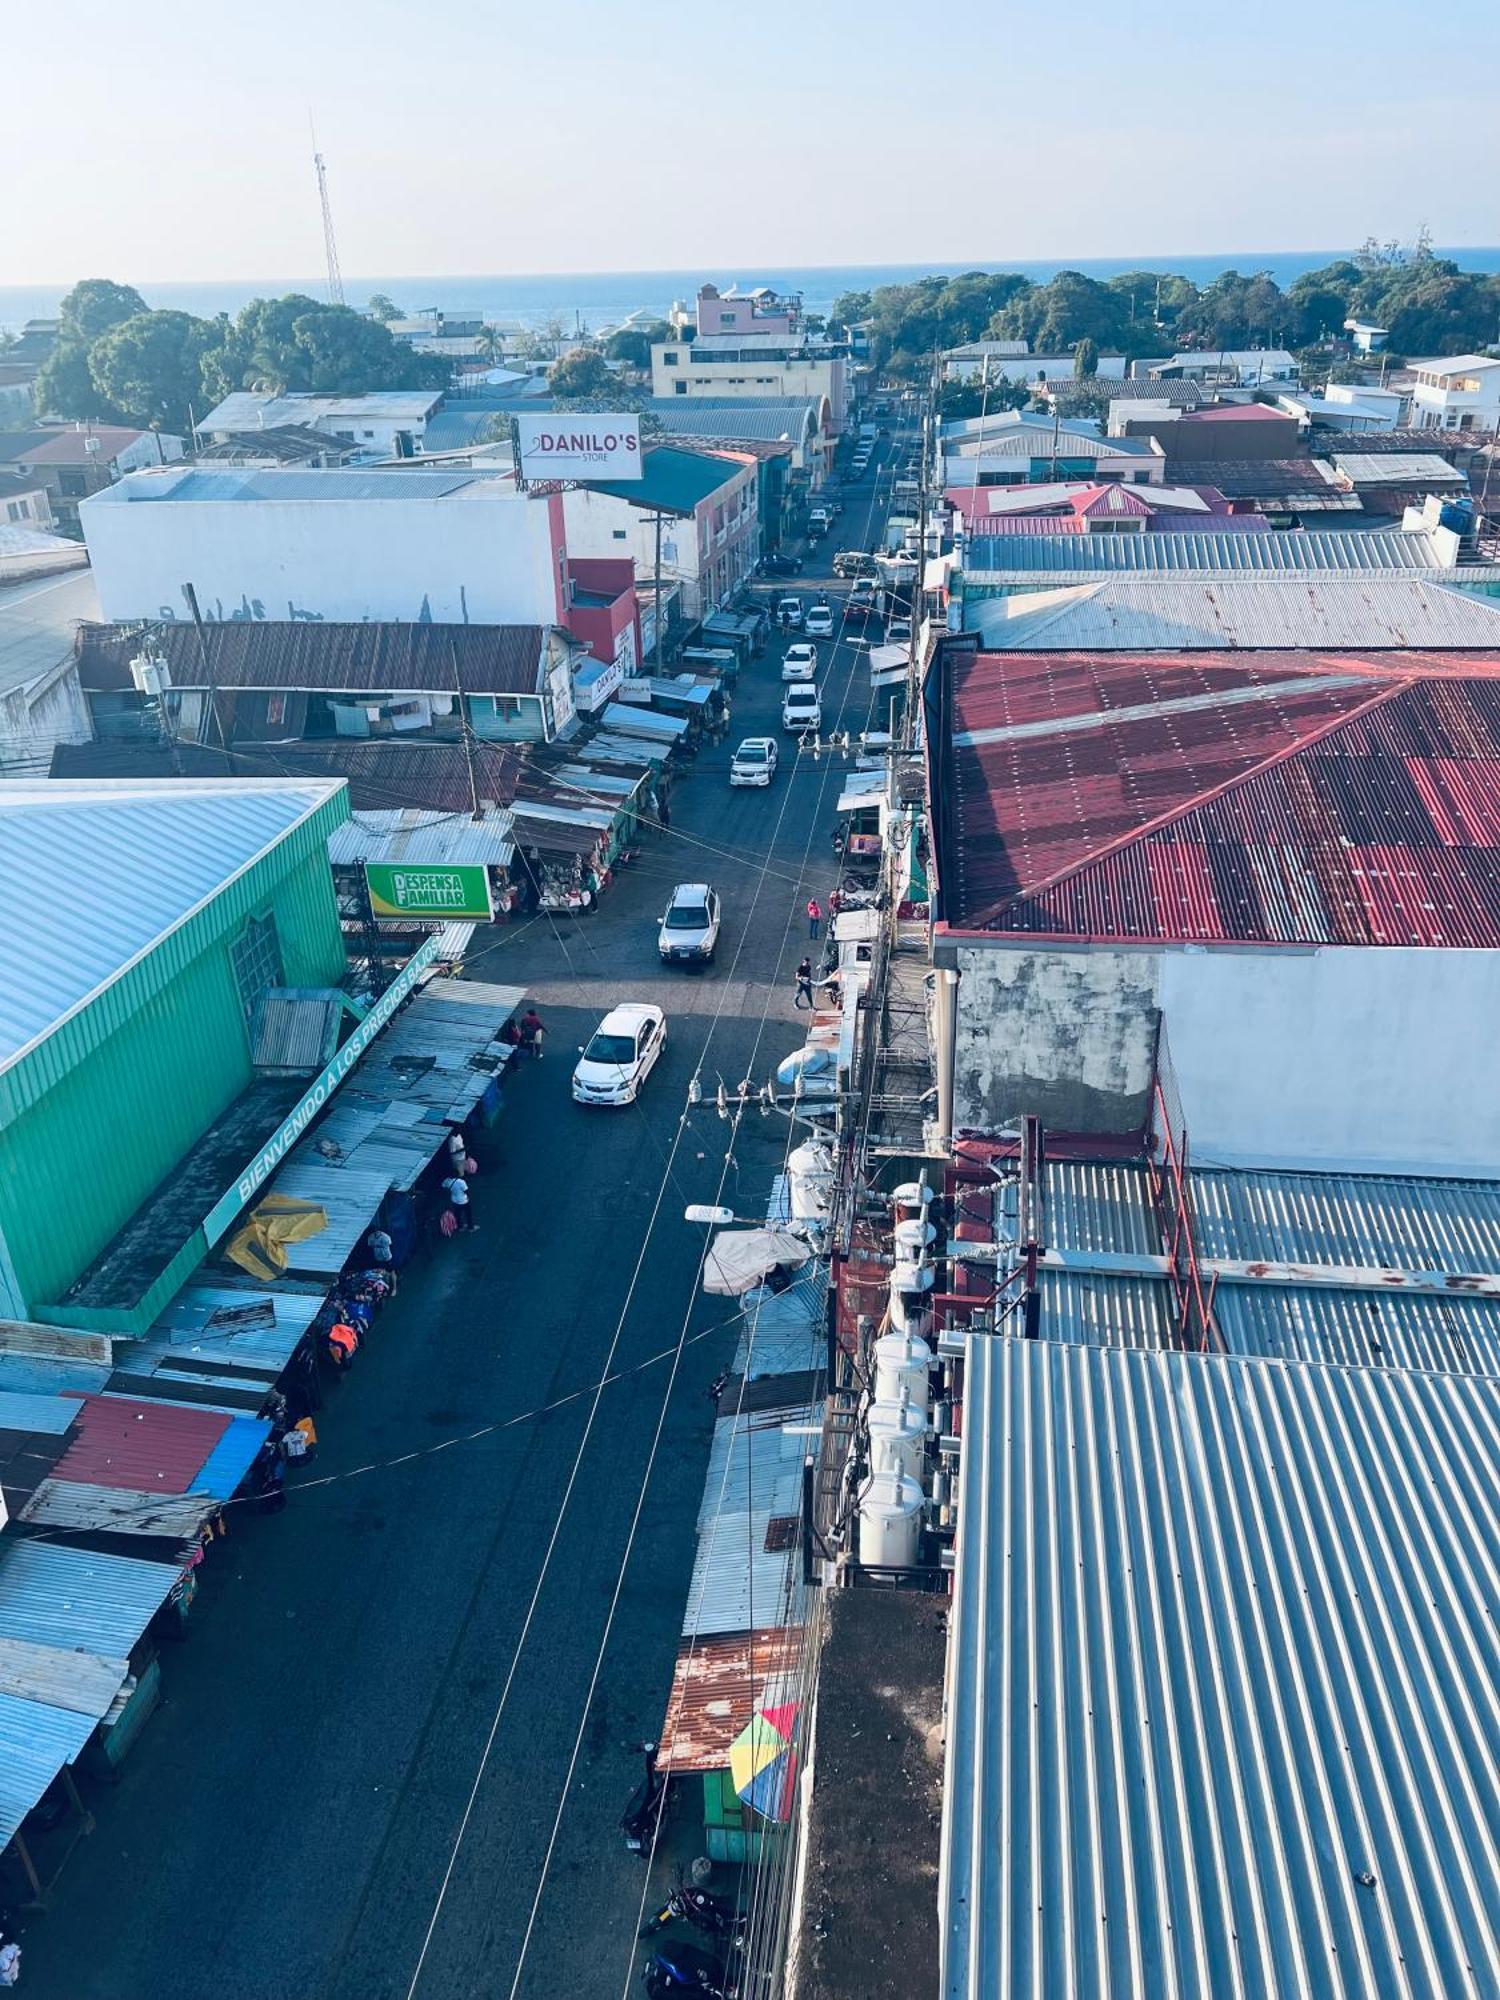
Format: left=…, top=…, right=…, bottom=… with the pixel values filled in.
left=0, top=1541, right=180, bottom=1659
left=19, top=1480, right=235, bottom=1539
left=658, top=1626, right=806, bottom=1772
left=970, top=577, right=1500, bottom=652
left=0, top=779, right=342, bottom=1072
left=326, top=807, right=515, bottom=868
left=0, top=1690, right=96, bottom=1845
left=76, top=619, right=546, bottom=697
left=48, top=1392, right=229, bottom=1493
left=962, top=530, right=1456, bottom=575
left=115, top=1282, right=325, bottom=1411
left=935, top=648, right=1500, bottom=942
left=683, top=1400, right=821, bottom=1640
left=941, top=1336, right=1500, bottom=2000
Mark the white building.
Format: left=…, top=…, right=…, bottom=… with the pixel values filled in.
left=196, top=391, right=446, bottom=458
left=1158, top=348, right=1297, bottom=385
left=562, top=445, right=759, bottom=619
left=1275, top=381, right=1403, bottom=432
left=929, top=641, right=1500, bottom=1176
left=1407, top=354, right=1500, bottom=430
left=79, top=465, right=569, bottom=627
left=942, top=344, right=1129, bottom=387
left=651, top=285, right=850, bottom=428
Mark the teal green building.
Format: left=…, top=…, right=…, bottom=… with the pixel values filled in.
left=0, top=778, right=350, bottom=1334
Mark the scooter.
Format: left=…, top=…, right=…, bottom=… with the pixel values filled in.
left=640, top=1879, right=746, bottom=1946
left=621, top=1741, right=666, bottom=1854
left=642, top=1936, right=731, bottom=1996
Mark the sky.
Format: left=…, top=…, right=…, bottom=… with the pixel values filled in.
left=7, top=0, right=1500, bottom=284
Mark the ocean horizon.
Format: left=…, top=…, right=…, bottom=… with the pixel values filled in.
left=6, top=247, right=1500, bottom=337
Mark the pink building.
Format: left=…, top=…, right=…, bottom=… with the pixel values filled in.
left=692, top=284, right=800, bottom=338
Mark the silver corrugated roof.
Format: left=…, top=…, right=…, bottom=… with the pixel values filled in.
left=972, top=575, right=1500, bottom=650
left=1188, top=1166, right=1500, bottom=1271
left=0, top=1540, right=179, bottom=1658
left=97, top=466, right=503, bottom=505
left=326, top=807, right=515, bottom=868
left=962, top=529, right=1466, bottom=575
left=942, top=1336, right=1500, bottom=2000
left=0, top=1689, right=96, bottom=1845
left=683, top=1399, right=821, bottom=1640
left=0, top=779, right=341, bottom=1073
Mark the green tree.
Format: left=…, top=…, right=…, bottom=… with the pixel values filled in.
left=205, top=294, right=450, bottom=396
left=34, top=340, right=116, bottom=421
left=1073, top=337, right=1099, bottom=378
left=829, top=290, right=872, bottom=336
left=605, top=319, right=671, bottom=370
left=57, top=278, right=148, bottom=345
left=366, top=293, right=403, bottom=323
left=546, top=347, right=617, bottom=401
left=994, top=271, right=1129, bottom=354
left=936, top=375, right=1033, bottom=421
left=1292, top=289, right=1348, bottom=343
left=86, top=310, right=218, bottom=432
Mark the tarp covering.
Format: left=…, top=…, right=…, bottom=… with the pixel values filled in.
left=224, top=1194, right=328, bottom=1281
left=703, top=1229, right=812, bottom=1297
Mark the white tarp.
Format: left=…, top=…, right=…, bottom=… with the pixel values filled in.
left=703, top=1229, right=813, bottom=1297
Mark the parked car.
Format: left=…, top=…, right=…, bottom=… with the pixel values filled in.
left=658, top=883, right=721, bottom=966
left=782, top=641, right=818, bottom=681
left=761, top=551, right=802, bottom=578
left=885, top=615, right=914, bottom=645
left=805, top=603, right=835, bottom=638
left=833, top=550, right=880, bottom=580
left=572, top=1003, right=667, bottom=1106
left=808, top=506, right=831, bottom=532
left=730, top=737, right=779, bottom=787
left=782, top=683, right=822, bottom=734
left=775, top=595, right=804, bottom=630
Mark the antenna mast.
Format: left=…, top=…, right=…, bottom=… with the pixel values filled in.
left=311, top=127, right=345, bottom=306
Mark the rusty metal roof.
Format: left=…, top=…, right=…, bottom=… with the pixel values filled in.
left=934, top=647, right=1500, bottom=944
left=47, top=1393, right=230, bottom=1493
left=658, top=1626, right=806, bottom=1772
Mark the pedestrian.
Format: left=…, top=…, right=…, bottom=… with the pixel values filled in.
left=442, top=1171, right=477, bottom=1231
left=795, top=956, right=814, bottom=1008
left=657, top=790, right=671, bottom=832
left=519, top=1006, right=546, bottom=1059
left=807, top=896, right=823, bottom=939
left=325, top=1318, right=359, bottom=1370
left=366, top=1224, right=394, bottom=1270
left=447, top=1128, right=467, bottom=1174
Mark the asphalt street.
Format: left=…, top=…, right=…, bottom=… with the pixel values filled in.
left=16, top=438, right=905, bottom=2000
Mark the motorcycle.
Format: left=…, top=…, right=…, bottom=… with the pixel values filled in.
left=621, top=1741, right=666, bottom=1854
left=640, top=1879, right=746, bottom=1946
left=642, top=1937, right=731, bottom=1997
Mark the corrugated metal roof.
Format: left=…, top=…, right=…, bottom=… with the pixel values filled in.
left=200, top=391, right=441, bottom=431
left=252, top=1161, right=396, bottom=1276
left=19, top=1480, right=232, bottom=1538
left=0, top=1389, right=81, bottom=1434
left=962, top=530, right=1458, bottom=575
left=1333, top=454, right=1468, bottom=487
left=972, top=577, right=1500, bottom=651
left=76, top=619, right=546, bottom=697
left=95, top=466, right=503, bottom=505
left=658, top=1626, right=806, bottom=1772
left=0, top=1689, right=96, bottom=1845
left=941, top=1335, right=1500, bottom=2000
left=48, top=1392, right=230, bottom=1492
left=0, top=1540, right=179, bottom=1658
left=682, top=1400, right=821, bottom=1640
left=0, top=1636, right=126, bottom=1717
left=250, top=991, right=343, bottom=1073
left=584, top=444, right=745, bottom=516
left=115, top=1281, right=325, bottom=1411
left=0, top=779, right=340, bottom=1072
left=326, top=807, right=515, bottom=868
left=936, top=649, right=1500, bottom=943
left=652, top=402, right=817, bottom=444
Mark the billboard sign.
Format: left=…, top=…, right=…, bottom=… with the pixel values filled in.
left=365, top=863, right=494, bottom=921
left=514, top=413, right=642, bottom=484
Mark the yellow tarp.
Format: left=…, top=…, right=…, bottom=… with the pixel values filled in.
left=224, top=1194, right=328, bottom=1282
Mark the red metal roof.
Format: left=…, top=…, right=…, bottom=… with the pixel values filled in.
left=658, top=1627, right=806, bottom=1772
left=936, top=648, right=1500, bottom=945
left=49, top=1394, right=230, bottom=1494
left=17, top=426, right=151, bottom=466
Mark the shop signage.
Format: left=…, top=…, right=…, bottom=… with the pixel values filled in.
left=200, top=933, right=442, bottom=1244
left=515, top=413, right=642, bottom=483
left=365, top=862, right=494, bottom=921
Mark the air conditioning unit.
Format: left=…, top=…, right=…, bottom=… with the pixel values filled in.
left=129, top=651, right=172, bottom=697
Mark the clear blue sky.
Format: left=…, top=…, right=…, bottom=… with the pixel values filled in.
left=7, top=0, right=1500, bottom=282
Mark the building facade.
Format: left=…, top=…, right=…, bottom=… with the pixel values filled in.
left=1407, top=355, right=1500, bottom=430
left=652, top=285, right=850, bottom=429
left=564, top=446, right=759, bottom=619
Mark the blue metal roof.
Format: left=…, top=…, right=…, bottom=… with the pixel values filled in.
left=0, top=1689, right=96, bottom=1845
left=0, top=1540, right=179, bottom=1656
left=194, top=1414, right=273, bottom=1499
left=962, top=529, right=1463, bottom=575
left=942, top=1336, right=1500, bottom=2000
left=0, top=780, right=339, bottom=1072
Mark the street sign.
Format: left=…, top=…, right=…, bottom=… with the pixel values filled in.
left=365, top=862, right=494, bottom=920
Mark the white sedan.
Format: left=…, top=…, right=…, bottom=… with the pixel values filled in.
left=805, top=603, right=835, bottom=638
left=572, top=1003, right=667, bottom=1106
left=782, top=642, right=818, bottom=682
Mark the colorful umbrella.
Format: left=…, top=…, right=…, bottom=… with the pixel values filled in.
left=728, top=1702, right=799, bottom=1822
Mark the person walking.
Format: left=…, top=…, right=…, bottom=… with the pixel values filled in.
left=807, top=896, right=823, bottom=940
left=657, top=790, right=671, bottom=832
left=795, top=956, right=814, bottom=1008
left=442, top=1171, right=477, bottom=1232
left=519, top=1007, right=546, bottom=1059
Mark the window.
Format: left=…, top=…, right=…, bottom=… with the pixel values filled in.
left=674, top=381, right=687, bottom=395
left=265, top=692, right=287, bottom=727
left=231, top=913, right=283, bottom=1024
left=662, top=351, right=679, bottom=367
left=5, top=501, right=20, bottom=523
left=362, top=429, right=375, bottom=439
left=612, top=528, right=628, bottom=540
left=58, top=471, right=88, bottom=497
left=719, top=312, right=735, bottom=327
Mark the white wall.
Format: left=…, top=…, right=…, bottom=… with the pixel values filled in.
left=81, top=480, right=565, bottom=626
left=1159, top=945, right=1500, bottom=1175
left=563, top=488, right=708, bottom=618
left=951, top=938, right=1500, bottom=1174
left=114, top=433, right=185, bottom=471
left=0, top=656, right=92, bottom=775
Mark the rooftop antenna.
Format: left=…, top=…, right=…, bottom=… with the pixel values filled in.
left=310, top=115, right=345, bottom=307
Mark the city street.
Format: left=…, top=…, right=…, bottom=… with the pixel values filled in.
left=16, top=442, right=899, bottom=2000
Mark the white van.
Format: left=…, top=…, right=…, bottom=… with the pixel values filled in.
left=782, top=683, right=821, bottom=733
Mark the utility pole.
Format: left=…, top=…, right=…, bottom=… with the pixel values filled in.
left=652, top=510, right=665, bottom=670
left=182, top=582, right=229, bottom=766
left=310, top=119, right=345, bottom=307
left=451, top=639, right=483, bottom=820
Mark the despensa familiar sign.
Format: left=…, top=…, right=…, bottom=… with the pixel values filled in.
left=515, top=413, right=642, bottom=482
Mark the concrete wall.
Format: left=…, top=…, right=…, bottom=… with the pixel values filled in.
left=563, top=488, right=709, bottom=618
left=0, top=656, right=92, bottom=776
left=951, top=939, right=1500, bottom=1174
left=953, top=945, right=1159, bottom=1135
left=81, top=480, right=567, bottom=626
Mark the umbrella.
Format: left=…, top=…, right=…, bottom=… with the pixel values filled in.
left=702, top=1228, right=812, bottom=1297
left=728, top=1702, right=798, bottom=1822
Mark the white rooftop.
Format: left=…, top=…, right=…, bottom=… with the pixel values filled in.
left=199, top=390, right=444, bottom=432
left=0, top=779, right=343, bottom=1073
left=1409, top=354, right=1500, bottom=376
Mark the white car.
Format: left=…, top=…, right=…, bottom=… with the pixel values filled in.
left=572, top=1003, right=667, bottom=1106
left=805, top=603, right=835, bottom=638
left=782, top=641, right=818, bottom=681
left=658, top=882, right=721, bottom=966
left=782, top=683, right=822, bottom=733
left=775, top=595, right=803, bottom=630
left=730, top=737, right=779, bottom=786
left=885, top=615, right=914, bottom=645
